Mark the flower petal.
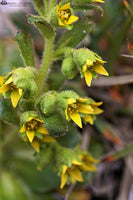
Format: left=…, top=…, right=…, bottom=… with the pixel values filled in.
left=4, top=76, right=13, bottom=85
left=20, top=124, right=26, bottom=133
left=84, top=115, right=94, bottom=125
left=72, top=159, right=83, bottom=166
left=93, top=64, right=109, bottom=76
left=37, top=125, right=48, bottom=134
left=86, top=59, right=93, bottom=66
left=31, top=141, right=40, bottom=152
left=0, top=85, right=10, bottom=94
left=0, top=76, right=4, bottom=85
left=42, top=135, right=55, bottom=142
left=11, top=89, right=21, bottom=107
left=66, top=15, right=79, bottom=25
left=70, top=168, right=83, bottom=183
left=93, top=107, right=103, bottom=115
left=18, top=88, right=23, bottom=96
left=65, top=109, right=69, bottom=120
left=58, top=18, right=65, bottom=26
left=78, top=104, right=94, bottom=114
left=62, top=165, right=68, bottom=175
left=79, top=164, right=97, bottom=172
left=91, top=101, right=103, bottom=106
left=84, top=70, right=92, bottom=86
left=78, top=98, right=88, bottom=102
left=26, top=130, right=35, bottom=142
left=60, top=3, right=70, bottom=10
left=60, top=172, right=68, bottom=189
left=69, top=112, right=82, bottom=128
left=94, top=0, right=104, bottom=3
left=67, top=98, right=76, bottom=104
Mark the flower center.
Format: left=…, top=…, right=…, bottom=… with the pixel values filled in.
left=10, top=82, right=16, bottom=90
left=68, top=103, right=79, bottom=113
left=58, top=9, right=70, bottom=20
left=26, top=119, right=40, bottom=131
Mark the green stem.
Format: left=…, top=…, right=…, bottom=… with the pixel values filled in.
left=44, top=0, right=49, bottom=16
left=49, top=0, right=57, bottom=11
left=36, top=38, right=54, bottom=99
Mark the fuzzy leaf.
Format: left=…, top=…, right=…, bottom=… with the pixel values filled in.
left=55, top=20, right=94, bottom=49
left=14, top=31, right=35, bottom=67
left=71, top=4, right=103, bottom=14
left=28, top=15, right=55, bottom=39
left=33, top=0, right=45, bottom=16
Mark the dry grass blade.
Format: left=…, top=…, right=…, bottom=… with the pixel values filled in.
left=92, top=75, right=133, bottom=87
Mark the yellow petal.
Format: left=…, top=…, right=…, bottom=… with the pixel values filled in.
left=84, top=115, right=94, bottom=125
left=70, top=168, right=83, bottom=183
left=62, top=165, right=68, bottom=175
left=31, top=141, right=40, bottom=152
left=91, top=101, right=103, bottom=106
left=93, top=107, right=103, bottom=115
left=37, top=125, right=48, bottom=134
left=34, top=118, right=43, bottom=123
left=26, top=130, right=35, bottom=142
left=69, top=112, right=82, bottom=128
left=58, top=18, right=65, bottom=26
left=42, top=135, right=55, bottom=142
left=65, top=109, right=69, bottom=120
left=84, top=70, right=92, bottom=86
left=60, top=172, right=68, bottom=189
left=96, top=57, right=106, bottom=64
left=78, top=104, right=94, bottom=114
left=94, top=0, right=104, bottom=3
left=0, top=85, right=10, bottom=94
left=67, top=98, right=76, bottom=104
left=20, top=124, right=26, bottom=133
left=18, top=88, right=23, bottom=96
left=4, top=76, right=13, bottom=85
left=93, top=64, right=109, bottom=76
left=66, top=15, right=79, bottom=25
left=0, top=76, right=4, bottom=85
left=86, top=59, right=93, bottom=66
left=11, top=89, right=21, bottom=107
left=79, top=164, right=97, bottom=172
left=60, top=3, right=70, bottom=10
left=72, top=159, right=83, bottom=166
left=82, top=65, right=87, bottom=72
left=78, top=98, right=88, bottom=102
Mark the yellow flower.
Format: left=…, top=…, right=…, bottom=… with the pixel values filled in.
left=57, top=3, right=78, bottom=26
left=94, top=0, right=104, bottom=3
left=60, top=159, right=84, bottom=189
left=82, top=58, right=108, bottom=86
left=84, top=101, right=103, bottom=125
left=65, top=98, right=94, bottom=128
left=20, top=117, right=55, bottom=152
left=0, top=75, right=23, bottom=107
left=79, top=153, right=99, bottom=172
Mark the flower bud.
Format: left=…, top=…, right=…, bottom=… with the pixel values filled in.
left=62, top=55, right=78, bottom=79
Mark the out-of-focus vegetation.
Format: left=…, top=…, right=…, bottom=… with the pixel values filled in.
left=0, top=0, right=133, bottom=200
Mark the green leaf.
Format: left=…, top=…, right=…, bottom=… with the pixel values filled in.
left=28, top=15, right=55, bottom=39
left=33, top=0, right=45, bottom=16
left=14, top=31, right=35, bottom=67
left=0, top=99, right=19, bottom=125
left=0, top=170, right=31, bottom=200
left=55, top=20, right=94, bottom=49
left=102, top=143, right=133, bottom=162
left=71, top=4, right=103, bottom=14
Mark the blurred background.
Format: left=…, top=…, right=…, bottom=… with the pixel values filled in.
left=0, top=0, right=133, bottom=200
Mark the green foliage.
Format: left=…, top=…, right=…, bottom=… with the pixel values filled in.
left=14, top=31, right=35, bottom=67
left=0, top=171, right=31, bottom=200
left=0, top=99, right=19, bottom=125
left=28, top=15, right=55, bottom=39
left=55, top=20, right=94, bottom=50
left=32, top=0, right=45, bottom=16
left=62, top=55, right=78, bottom=79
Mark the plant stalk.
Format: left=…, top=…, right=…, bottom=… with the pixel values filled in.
left=36, top=37, right=54, bottom=99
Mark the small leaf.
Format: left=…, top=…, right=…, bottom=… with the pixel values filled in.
left=14, top=31, right=35, bottom=67
left=55, top=20, right=94, bottom=49
left=28, top=15, right=55, bottom=39
left=71, top=4, right=103, bottom=14
left=33, top=0, right=45, bottom=16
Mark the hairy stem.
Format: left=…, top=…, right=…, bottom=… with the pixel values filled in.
left=36, top=38, right=54, bottom=99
